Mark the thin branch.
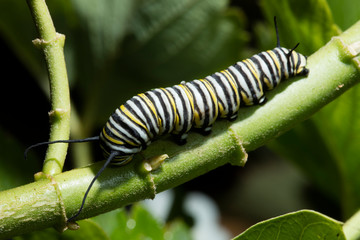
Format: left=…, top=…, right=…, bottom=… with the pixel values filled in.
left=26, top=0, right=71, bottom=176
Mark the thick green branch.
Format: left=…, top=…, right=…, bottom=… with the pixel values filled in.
left=1, top=20, right=360, bottom=239
left=27, top=0, right=71, bottom=175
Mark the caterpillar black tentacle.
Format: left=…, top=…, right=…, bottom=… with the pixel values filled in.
left=26, top=17, right=309, bottom=222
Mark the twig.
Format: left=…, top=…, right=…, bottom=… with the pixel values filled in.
left=26, top=0, right=71, bottom=176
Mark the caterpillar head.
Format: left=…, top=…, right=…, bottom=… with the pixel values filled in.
left=286, top=46, right=309, bottom=77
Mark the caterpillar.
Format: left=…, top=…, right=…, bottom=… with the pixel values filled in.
left=25, top=17, right=309, bottom=222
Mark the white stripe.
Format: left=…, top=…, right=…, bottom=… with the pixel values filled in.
left=228, top=65, right=253, bottom=103
left=126, top=100, right=154, bottom=138
left=133, top=95, right=160, bottom=135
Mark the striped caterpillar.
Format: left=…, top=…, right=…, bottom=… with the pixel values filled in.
left=26, top=17, right=309, bottom=222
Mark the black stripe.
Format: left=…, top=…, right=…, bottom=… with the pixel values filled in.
left=187, top=82, right=203, bottom=121
left=257, top=52, right=278, bottom=88
left=211, top=73, right=234, bottom=116
left=228, top=66, right=249, bottom=104
left=232, top=63, right=257, bottom=104
left=295, top=52, right=301, bottom=75
left=249, top=55, right=270, bottom=90
left=222, top=70, right=241, bottom=112
left=131, top=96, right=158, bottom=137
left=273, top=48, right=287, bottom=80
left=279, top=47, right=292, bottom=78
left=111, top=110, right=146, bottom=148
left=243, top=58, right=262, bottom=93
left=104, top=120, right=140, bottom=149
left=263, top=50, right=281, bottom=84
left=170, top=86, right=190, bottom=135
left=153, top=89, right=173, bottom=134
left=123, top=102, right=151, bottom=139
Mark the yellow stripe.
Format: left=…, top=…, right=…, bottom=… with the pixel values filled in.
left=120, top=105, right=148, bottom=132
left=267, top=50, right=281, bottom=77
left=240, top=91, right=252, bottom=105
left=178, top=84, right=194, bottom=112
left=222, top=70, right=240, bottom=106
left=177, top=84, right=195, bottom=126
left=161, top=87, right=178, bottom=128
left=200, top=79, right=219, bottom=117
left=104, top=123, right=138, bottom=146
left=218, top=101, right=226, bottom=117
left=293, top=53, right=301, bottom=75
left=102, top=127, right=125, bottom=145
left=137, top=93, right=161, bottom=127
left=243, top=59, right=263, bottom=93
left=200, top=79, right=216, bottom=101
left=263, top=77, right=272, bottom=89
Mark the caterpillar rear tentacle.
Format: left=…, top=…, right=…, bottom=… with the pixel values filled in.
left=25, top=17, right=309, bottom=222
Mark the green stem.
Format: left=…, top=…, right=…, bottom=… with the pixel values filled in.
left=1, top=19, right=360, bottom=240
left=26, top=0, right=71, bottom=176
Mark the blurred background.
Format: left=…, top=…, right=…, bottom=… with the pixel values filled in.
left=1, top=0, right=360, bottom=239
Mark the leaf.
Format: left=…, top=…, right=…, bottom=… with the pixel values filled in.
left=92, top=205, right=192, bottom=240
left=81, top=0, right=248, bottom=127
left=62, top=220, right=110, bottom=240
left=92, top=208, right=128, bottom=239
left=128, top=205, right=164, bottom=240
left=13, top=220, right=109, bottom=240
left=70, top=0, right=137, bottom=64
left=233, top=210, right=345, bottom=240
left=165, top=220, right=192, bottom=240
left=327, top=0, right=360, bottom=30
left=313, top=86, right=360, bottom=217
left=260, top=0, right=340, bottom=55
left=267, top=120, right=341, bottom=202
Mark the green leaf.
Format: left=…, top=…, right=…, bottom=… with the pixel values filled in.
left=70, top=0, right=137, bottom=64
left=260, top=0, right=340, bottom=54
left=13, top=220, right=109, bottom=240
left=92, top=205, right=192, bottom=240
left=92, top=208, right=128, bottom=239
left=82, top=0, right=248, bottom=127
left=267, top=120, right=341, bottom=202
left=327, top=0, right=360, bottom=30
left=129, top=205, right=164, bottom=240
left=313, top=86, right=360, bottom=217
left=233, top=210, right=345, bottom=240
left=165, top=220, right=192, bottom=240
left=62, top=220, right=109, bottom=240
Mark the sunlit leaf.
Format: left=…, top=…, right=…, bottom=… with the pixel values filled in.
left=233, top=210, right=345, bottom=240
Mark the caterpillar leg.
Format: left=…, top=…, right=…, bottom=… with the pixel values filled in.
left=258, top=96, right=267, bottom=105
left=227, top=113, right=238, bottom=122
left=172, top=133, right=188, bottom=145
left=193, top=125, right=213, bottom=136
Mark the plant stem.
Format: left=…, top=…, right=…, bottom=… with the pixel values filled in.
left=26, top=0, right=71, bottom=176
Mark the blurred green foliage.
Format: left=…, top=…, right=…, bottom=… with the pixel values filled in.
left=14, top=206, right=192, bottom=240
left=1, top=0, right=360, bottom=238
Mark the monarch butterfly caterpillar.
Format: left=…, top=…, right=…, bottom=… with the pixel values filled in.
left=25, top=17, right=309, bottom=222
